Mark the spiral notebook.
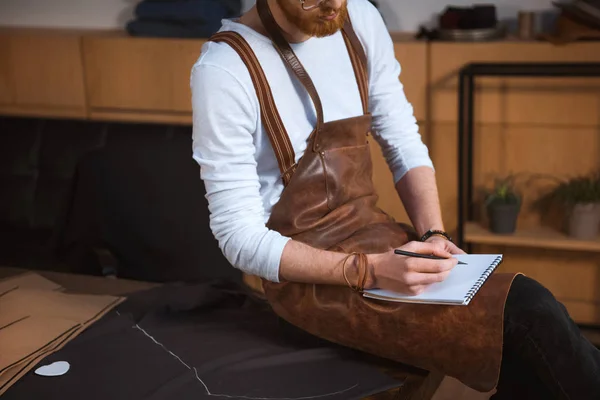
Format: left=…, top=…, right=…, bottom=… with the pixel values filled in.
left=362, top=254, right=503, bottom=305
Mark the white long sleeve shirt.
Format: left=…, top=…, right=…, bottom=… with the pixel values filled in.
left=190, top=0, right=434, bottom=282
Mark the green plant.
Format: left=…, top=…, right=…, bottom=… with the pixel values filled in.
left=542, top=172, right=600, bottom=206
left=484, top=175, right=522, bottom=208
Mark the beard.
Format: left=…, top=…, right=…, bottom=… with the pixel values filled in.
left=276, top=0, right=348, bottom=38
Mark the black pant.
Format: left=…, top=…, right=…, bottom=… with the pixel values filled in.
left=493, top=275, right=600, bottom=399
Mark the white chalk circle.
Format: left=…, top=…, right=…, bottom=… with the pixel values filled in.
left=34, top=361, right=70, bottom=377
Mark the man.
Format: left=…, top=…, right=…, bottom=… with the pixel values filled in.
left=191, top=0, right=600, bottom=398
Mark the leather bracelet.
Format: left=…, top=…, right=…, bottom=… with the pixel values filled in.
left=342, top=252, right=368, bottom=292
left=420, top=229, right=453, bottom=243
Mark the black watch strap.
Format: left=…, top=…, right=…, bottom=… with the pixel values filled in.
left=420, top=229, right=453, bottom=243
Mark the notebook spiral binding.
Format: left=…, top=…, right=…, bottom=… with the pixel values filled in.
left=463, top=255, right=503, bottom=304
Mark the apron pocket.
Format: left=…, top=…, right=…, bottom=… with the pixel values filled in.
left=322, top=144, right=374, bottom=211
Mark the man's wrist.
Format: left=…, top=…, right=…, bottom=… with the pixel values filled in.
left=416, top=223, right=444, bottom=238
left=420, top=229, right=453, bottom=243
left=364, top=254, right=378, bottom=290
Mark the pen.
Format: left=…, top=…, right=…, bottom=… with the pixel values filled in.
left=394, top=249, right=467, bottom=265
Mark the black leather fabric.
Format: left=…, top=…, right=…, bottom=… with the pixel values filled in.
left=2, top=281, right=403, bottom=400
left=0, top=117, right=44, bottom=229
left=0, top=117, right=105, bottom=268
left=0, top=116, right=240, bottom=285
left=57, top=127, right=242, bottom=284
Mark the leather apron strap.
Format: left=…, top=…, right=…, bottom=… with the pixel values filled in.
left=256, top=0, right=325, bottom=143
left=256, top=0, right=370, bottom=150
left=209, top=31, right=298, bottom=185
left=209, top=2, right=370, bottom=184
left=341, top=19, right=369, bottom=114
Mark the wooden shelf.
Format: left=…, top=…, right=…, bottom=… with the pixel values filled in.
left=0, top=105, right=87, bottom=120
left=89, top=109, right=192, bottom=125
left=465, top=222, right=600, bottom=252
left=580, top=325, right=600, bottom=346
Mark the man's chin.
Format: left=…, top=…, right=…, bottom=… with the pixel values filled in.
left=277, top=0, right=348, bottom=39
left=307, top=27, right=342, bottom=38
left=303, top=17, right=346, bottom=37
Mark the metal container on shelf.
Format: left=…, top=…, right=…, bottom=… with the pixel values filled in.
left=438, top=24, right=507, bottom=41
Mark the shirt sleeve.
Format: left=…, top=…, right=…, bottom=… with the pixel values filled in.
left=358, top=1, right=435, bottom=184
left=190, top=58, right=290, bottom=282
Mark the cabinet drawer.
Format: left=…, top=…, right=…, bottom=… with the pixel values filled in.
left=0, top=30, right=86, bottom=111
left=6, top=31, right=85, bottom=109
left=83, top=36, right=204, bottom=113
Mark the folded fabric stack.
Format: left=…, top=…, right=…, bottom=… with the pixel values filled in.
left=0, top=273, right=124, bottom=396
left=126, top=0, right=243, bottom=38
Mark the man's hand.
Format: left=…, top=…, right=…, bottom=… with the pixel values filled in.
left=367, top=241, right=458, bottom=296
left=424, top=236, right=466, bottom=255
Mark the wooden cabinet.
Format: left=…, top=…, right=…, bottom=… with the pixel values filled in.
left=426, top=40, right=600, bottom=238
left=391, top=35, right=428, bottom=123
left=424, top=41, right=600, bottom=326
left=82, top=34, right=204, bottom=123
left=0, top=35, right=12, bottom=106
left=0, top=28, right=427, bottom=125
left=429, top=40, right=600, bottom=126
left=0, top=28, right=87, bottom=119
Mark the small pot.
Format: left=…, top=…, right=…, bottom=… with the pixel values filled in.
left=567, top=202, right=600, bottom=240
left=488, top=203, right=520, bottom=234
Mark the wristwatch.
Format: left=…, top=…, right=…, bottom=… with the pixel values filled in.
left=420, top=229, right=453, bottom=243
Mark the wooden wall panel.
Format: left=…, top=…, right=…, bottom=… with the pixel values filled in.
left=10, top=37, right=85, bottom=109
left=370, top=135, right=406, bottom=225
left=426, top=123, right=459, bottom=236
left=0, top=29, right=86, bottom=117
left=561, top=301, right=600, bottom=326
left=0, top=34, right=12, bottom=105
left=426, top=41, right=600, bottom=326
left=496, top=246, right=600, bottom=302
left=428, top=123, right=600, bottom=235
left=83, top=36, right=427, bottom=121
left=473, top=125, right=600, bottom=230
left=476, top=244, right=600, bottom=324
left=429, top=41, right=600, bottom=126
left=89, top=109, right=192, bottom=125
left=392, top=38, right=428, bottom=122
left=83, top=36, right=204, bottom=114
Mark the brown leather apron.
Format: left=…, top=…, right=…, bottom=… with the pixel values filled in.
left=209, top=0, right=519, bottom=392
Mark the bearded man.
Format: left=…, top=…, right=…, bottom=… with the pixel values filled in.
left=190, top=0, right=600, bottom=398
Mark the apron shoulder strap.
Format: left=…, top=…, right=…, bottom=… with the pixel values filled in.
left=342, top=18, right=368, bottom=71
left=257, top=0, right=325, bottom=141
left=209, top=31, right=297, bottom=186
left=256, top=0, right=369, bottom=124
left=341, top=18, right=369, bottom=114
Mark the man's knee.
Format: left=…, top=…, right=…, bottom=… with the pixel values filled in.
left=504, top=275, right=565, bottom=330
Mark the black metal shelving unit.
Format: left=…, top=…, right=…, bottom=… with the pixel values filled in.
left=456, top=62, right=600, bottom=251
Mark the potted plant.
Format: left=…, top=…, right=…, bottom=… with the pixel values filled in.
left=540, top=172, right=600, bottom=240
left=484, top=175, right=522, bottom=234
